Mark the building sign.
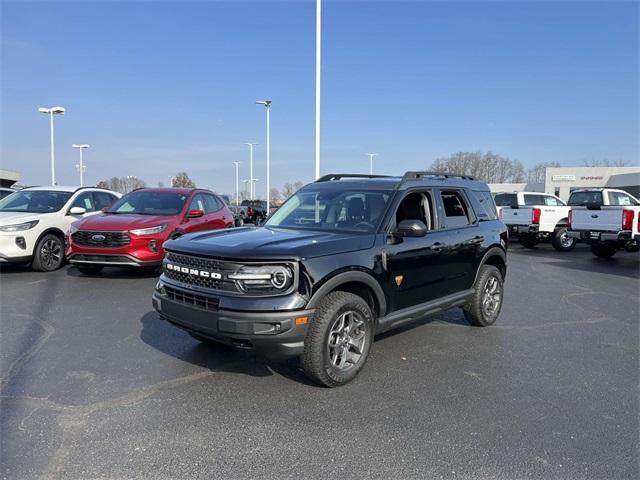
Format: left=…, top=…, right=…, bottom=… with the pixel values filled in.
left=580, top=176, right=604, bottom=181
left=551, top=174, right=576, bottom=182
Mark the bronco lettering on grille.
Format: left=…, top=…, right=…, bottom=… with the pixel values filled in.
left=166, top=263, right=222, bottom=279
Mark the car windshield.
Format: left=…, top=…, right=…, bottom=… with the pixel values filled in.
left=0, top=190, right=73, bottom=213
left=568, top=191, right=603, bottom=206
left=264, top=188, right=392, bottom=233
left=107, top=191, right=188, bottom=216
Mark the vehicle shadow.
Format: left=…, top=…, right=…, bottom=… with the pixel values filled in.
left=139, top=311, right=315, bottom=386
left=0, top=263, right=33, bottom=274
left=65, top=265, right=161, bottom=279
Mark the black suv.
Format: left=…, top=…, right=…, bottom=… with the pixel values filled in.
left=152, top=172, right=508, bottom=386
left=240, top=200, right=268, bottom=224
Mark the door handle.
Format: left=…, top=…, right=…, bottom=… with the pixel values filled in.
left=429, top=242, right=444, bottom=252
left=471, top=235, right=484, bottom=244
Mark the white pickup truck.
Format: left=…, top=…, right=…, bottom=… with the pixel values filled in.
left=494, top=191, right=575, bottom=251
left=567, top=188, right=640, bottom=258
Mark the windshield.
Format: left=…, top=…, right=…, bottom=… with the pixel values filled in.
left=107, top=191, right=188, bottom=216
left=265, top=189, right=392, bottom=233
left=568, top=191, right=603, bottom=206
left=0, top=190, right=73, bottom=213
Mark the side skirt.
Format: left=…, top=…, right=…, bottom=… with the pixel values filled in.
left=375, top=289, right=474, bottom=334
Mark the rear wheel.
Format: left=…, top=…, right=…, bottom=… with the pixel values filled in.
left=254, top=214, right=264, bottom=225
left=518, top=233, right=539, bottom=249
left=302, top=291, right=374, bottom=387
left=235, top=216, right=244, bottom=227
left=76, top=265, right=104, bottom=275
left=464, top=265, right=504, bottom=327
left=551, top=227, right=577, bottom=252
left=31, top=234, right=65, bottom=272
left=590, top=243, right=617, bottom=259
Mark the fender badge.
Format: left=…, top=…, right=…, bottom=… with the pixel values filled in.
left=395, top=275, right=404, bottom=286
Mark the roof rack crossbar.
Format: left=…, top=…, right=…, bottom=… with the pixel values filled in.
left=400, top=171, right=475, bottom=184
left=315, top=174, right=392, bottom=183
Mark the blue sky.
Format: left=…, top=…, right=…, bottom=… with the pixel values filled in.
left=1, top=0, right=638, bottom=196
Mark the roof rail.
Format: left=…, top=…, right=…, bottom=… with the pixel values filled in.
left=400, top=171, right=475, bottom=184
left=315, top=173, right=392, bottom=183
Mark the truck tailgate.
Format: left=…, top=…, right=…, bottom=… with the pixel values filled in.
left=571, top=208, right=622, bottom=232
left=500, top=208, right=532, bottom=226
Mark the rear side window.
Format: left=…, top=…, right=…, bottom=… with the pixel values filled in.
left=608, top=191, right=638, bottom=206
left=543, top=196, right=565, bottom=206
left=203, top=194, right=223, bottom=213
left=440, top=191, right=471, bottom=228
left=71, top=192, right=96, bottom=212
left=93, top=192, right=118, bottom=210
left=523, top=194, right=547, bottom=206
left=567, top=191, right=603, bottom=206
left=471, top=191, right=498, bottom=220
left=493, top=193, right=517, bottom=207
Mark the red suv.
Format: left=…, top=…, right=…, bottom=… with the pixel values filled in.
left=66, top=188, right=234, bottom=274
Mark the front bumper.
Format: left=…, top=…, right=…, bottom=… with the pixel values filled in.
left=152, top=281, right=314, bottom=358
left=68, top=252, right=162, bottom=267
left=66, top=233, right=166, bottom=267
left=0, top=232, right=34, bottom=262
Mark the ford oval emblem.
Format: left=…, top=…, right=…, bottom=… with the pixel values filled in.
left=92, top=234, right=106, bottom=242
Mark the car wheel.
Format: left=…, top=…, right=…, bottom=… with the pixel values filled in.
left=235, top=217, right=244, bottom=227
left=551, top=227, right=577, bottom=252
left=31, top=234, right=65, bottom=272
left=76, top=265, right=104, bottom=275
left=464, top=265, right=504, bottom=327
left=302, top=291, right=374, bottom=387
left=590, top=243, right=617, bottom=259
left=518, top=234, right=539, bottom=249
left=254, top=215, right=263, bottom=225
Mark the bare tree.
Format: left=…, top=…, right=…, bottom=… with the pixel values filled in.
left=281, top=181, right=305, bottom=200
left=269, top=188, right=283, bottom=206
left=527, top=162, right=561, bottom=184
left=96, top=176, right=146, bottom=194
left=96, top=180, right=109, bottom=189
left=430, top=151, right=525, bottom=183
left=171, top=172, right=196, bottom=188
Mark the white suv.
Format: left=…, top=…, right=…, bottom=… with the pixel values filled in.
left=0, top=186, right=120, bottom=271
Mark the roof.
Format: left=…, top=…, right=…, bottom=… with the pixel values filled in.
left=307, top=172, right=490, bottom=191
left=22, top=185, right=82, bottom=192
left=133, top=187, right=201, bottom=194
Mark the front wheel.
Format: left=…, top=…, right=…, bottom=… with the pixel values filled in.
left=31, top=234, right=65, bottom=272
left=464, top=265, right=504, bottom=327
left=551, top=227, right=577, bottom=252
left=590, top=243, right=617, bottom=259
left=518, top=233, right=539, bottom=249
left=302, top=292, right=374, bottom=387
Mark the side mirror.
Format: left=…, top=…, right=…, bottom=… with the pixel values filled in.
left=69, top=206, right=87, bottom=215
left=187, top=209, right=204, bottom=218
left=395, top=219, right=427, bottom=238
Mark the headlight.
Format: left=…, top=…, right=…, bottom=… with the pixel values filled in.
left=130, top=224, right=168, bottom=236
left=0, top=220, right=39, bottom=232
left=228, top=265, right=294, bottom=293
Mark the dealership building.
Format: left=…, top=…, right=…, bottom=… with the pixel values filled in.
left=489, top=166, right=640, bottom=201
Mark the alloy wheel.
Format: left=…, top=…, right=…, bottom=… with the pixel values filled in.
left=327, top=310, right=367, bottom=372
left=40, top=238, right=62, bottom=269
left=482, top=275, right=502, bottom=318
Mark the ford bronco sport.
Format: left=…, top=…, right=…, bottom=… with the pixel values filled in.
left=152, top=172, right=508, bottom=387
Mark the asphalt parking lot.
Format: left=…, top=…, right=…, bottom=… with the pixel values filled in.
left=1, top=243, right=638, bottom=479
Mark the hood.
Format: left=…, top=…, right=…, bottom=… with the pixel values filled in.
left=75, top=213, right=173, bottom=232
left=0, top=211, right=46, bottom=225
left=165, top=226, right=375, bottom=260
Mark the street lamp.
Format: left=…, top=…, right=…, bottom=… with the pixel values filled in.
left=72, top=144, right=90, bottom=186
left=38, top=106, right=65, bottom=185
left=315, top=0, right=322, bottom=179
left=255, top=100, right=271, bottom=206
left=232, top=161, right=241, bottom=206
left=244, top=142, right=258, bottom=200
left=366, top=153, right=378, bottom=175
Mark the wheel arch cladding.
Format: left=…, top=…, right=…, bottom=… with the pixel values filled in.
left=307, top=271, right=387, bottom=317
left=479, top=247, right=507, bottom=280
left=34, top=228, right=66, bottom=253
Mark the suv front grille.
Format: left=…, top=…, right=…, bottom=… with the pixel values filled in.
left=163, top=251, right=238, bottom=293
left=164, top=285, right=220, bottom=311
left=72, top=231, right=130, bottom=248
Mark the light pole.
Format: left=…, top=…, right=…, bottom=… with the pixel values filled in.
left=38, top=106, right=65, bottom=185
left=255, top=100, right=271, bottom=206
left=315, top=0, right=322, bottom=179
left=232, top=161, right=241, bottom=206
left=366, top=153, right=378, bottom=175
left=242, top=179, right=251, bottom=200
left=72, top=144, right=90, bottom=186
left=244, top=142, right=258, bottom=200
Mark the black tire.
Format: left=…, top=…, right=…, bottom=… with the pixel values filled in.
left=590, top=243, right=617, bottom=259
left=31, top=233, right=65, bottom=272
left=235, top=217, right=244, bottom=227
left=254, top=215, right=264, bottom=225
left=302, top=291, right=374, bottom=387
left=463, top=265, right=504, bottom=327
left=76, top=265, right=104, bottom=275
left=551, top=227, right=577, bottom=252
left=518, top=234, right=539, bottom=249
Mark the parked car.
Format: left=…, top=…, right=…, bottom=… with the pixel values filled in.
left=67, top=188, right=234, bottom=274
left=0, top=186, right=120, bottom=271
left=240, top=199, right=268, bottom=224
left=220, top=195, right=247, bottom=227
left=493, top=191, right=575, bottom=251
left=152, top=171, right=508, bottom=387
left=567, top=188, right=640, bottom=258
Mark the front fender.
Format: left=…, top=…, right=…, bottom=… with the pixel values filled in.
left=306, top=269, right=387, bottom=315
